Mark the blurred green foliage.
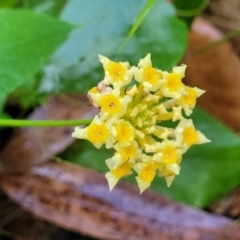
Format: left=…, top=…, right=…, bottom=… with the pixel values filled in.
left=0, top=0, right=18, bottom=8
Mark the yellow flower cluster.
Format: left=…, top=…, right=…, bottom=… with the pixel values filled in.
left=72, top=54, right=210, bottom=193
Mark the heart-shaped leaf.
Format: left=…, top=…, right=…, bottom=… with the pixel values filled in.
left=0, top=9, right=72, bottom=110
left=40, top=0, right=187, bottom=93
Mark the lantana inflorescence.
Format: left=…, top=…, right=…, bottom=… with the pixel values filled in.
left=72, top=54, right=210, bottom=193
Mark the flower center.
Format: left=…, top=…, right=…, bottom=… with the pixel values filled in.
left=182, top=127, right=198, bottom=145
left=87, top=123, right=109, bottom=143
left=116, top=121, right=135, bottom=144
left=119, top=144, right=136, bottom=161
left=182, top=87, right=197, bottom=105
left=143, top=66, right=162, bottom=85
left=139, top=164, right=156, bottom=182
left=107, top=62, right=126, bottom=81
left=111, top=162, right=132, bottom=178
left=100, top=94, right=122, bottom=115
left=166, top=73, right=182, bottom=91
left=162, top=146, right=177, bottom=164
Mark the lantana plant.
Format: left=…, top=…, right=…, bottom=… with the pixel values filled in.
left=72, top=54, right=210, bottom=193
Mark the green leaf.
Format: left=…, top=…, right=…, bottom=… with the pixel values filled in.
left=61, top=140, right=113, bottom=173
left=0, top=9, right=72, bottom=110
left=61, top=107, right=240, bottom=208
left=0, top=111, right=11, bottom=119
left=22, top=0, right=67, bottom=16
left=0, top=0, right=18, bottom=8
left=40, top=0, right=187, bottom=93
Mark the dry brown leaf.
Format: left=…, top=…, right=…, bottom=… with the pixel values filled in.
left=0, top=191, right=92, bottom=240
left=0, top=195, right=56, bottom=240
left=210, top=185, right=240, bottom=218
left=204, top=0, right=240, bottom=54
left=183, top=17, right=240, bottom=132
left=1, top=162, right=240, bottom=240
left=0, top=95, right=98, bottom=173
left=183, top=16, right=240, bottom=220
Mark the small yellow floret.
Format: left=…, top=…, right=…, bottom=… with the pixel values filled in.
left=107, top=61, right=126, bottom=81
left=177, top=86, right=205, bottom=116
left=134, top=160, right=158, bottom=193
left=115, top=120, right=135, bottom=145
left=119, top=144, right=137, bottom=161
left=100, top=94, right=122, bottom=116
left=182, top=127, right=198, bottom=146
left=111, top=162, right=133, bottom=179
left=143, top=66, right=162, bottom=85
left=138, top=163, right=157, bottom=182
left=161, top=145, right=178, bottom=164
left=166, top=73, right=182, bottom=92
left=182, top=87, right=197, bottom=106
left=87, top=123, right=109, bottom=145
left=105, top=162, right=133, bottom=190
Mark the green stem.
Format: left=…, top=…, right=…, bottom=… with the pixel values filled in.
left=0, top=118, right=93, bottom=127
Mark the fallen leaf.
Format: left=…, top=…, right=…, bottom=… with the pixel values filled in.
left=1, top=162, right=240, bottom=240
left=183, top=17, right=240, bottom=133
left=0, top=95, right=98, bottom=173
left=0, top=194, right=56, bottom=240
left=210, top=186, right=240, bottom=219
left=0, top=190, right=91, bottom=240
left=204, top=0, right=240, bottom=54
